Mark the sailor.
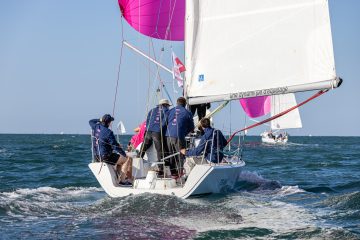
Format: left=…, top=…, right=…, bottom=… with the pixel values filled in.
left=89, top=114, right=132, bottom=186
left=189, top=103, right=211, bottom=121
left=165, top=97, right=194, bottom=176
left=181, top=118, right=227, bottom=175
left=141, top=99, right=171, bottom=174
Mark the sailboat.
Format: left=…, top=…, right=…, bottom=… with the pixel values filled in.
left=89, top=0, right=342, bottom=198
left=260, top=93, right=302, bottom=144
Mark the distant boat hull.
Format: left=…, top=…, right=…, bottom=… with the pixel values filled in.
left=261, top=131, right=288, bottom=144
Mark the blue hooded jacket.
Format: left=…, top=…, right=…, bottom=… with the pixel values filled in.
left=89, top=119, right=126, bottom=158
left=146, top=105, right=169, bottom=133
left=165, top=105, right=194, bottom=139
left=186, top=127, right=227, bottom=163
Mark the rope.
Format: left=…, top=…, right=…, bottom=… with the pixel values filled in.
left=226, top=89, right=329, bottom=145
left=112, top=13, right=126, bottom=118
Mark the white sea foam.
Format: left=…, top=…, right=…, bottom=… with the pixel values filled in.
left=0, top=148, right=13, bottom=158
left=0, top=186, right=104, bottom=219
left=171, top=195, right=318, bottom=234
left=1, top=186, right=102, bottom=199
left=238, top=170, right=267, bottom=183
left=275, top=185, right=306, bottom=196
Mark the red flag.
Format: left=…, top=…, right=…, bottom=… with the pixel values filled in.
left=172, top=51, right=186, bottom=87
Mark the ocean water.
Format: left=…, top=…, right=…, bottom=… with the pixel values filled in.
left=0, top=134, right=359, bottom=240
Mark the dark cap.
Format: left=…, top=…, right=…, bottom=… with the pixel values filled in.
left=101, top=114, right=114, bottom=124
left=177, top=97, right=187, bottom=107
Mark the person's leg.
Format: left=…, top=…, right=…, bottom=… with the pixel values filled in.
left=140, top=131, right=153, bottom=158
left=176, top=138, right=187, bottom=175
left=170, top=137, right=185, bottom=176
left=197, top=105, right=207, bottom=120
left=189, top=105, right=197, bottom=116
left=115, top=155, right=131, bottom=183
left=167, top=137, right=178, bottom=175
left=152, top=132, right=163, bottom=162
left=152, top=132, right=164, bottom=173
left=122, top=155, right=133, bottom=181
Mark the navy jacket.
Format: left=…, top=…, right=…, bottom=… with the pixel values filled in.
left=186, top=127, right=227, bottom=163
left=146, top=105, right=169, bottom=133
left=165, top=105, right=194, bottom=139
left=89, top=119, right=126, bottom=158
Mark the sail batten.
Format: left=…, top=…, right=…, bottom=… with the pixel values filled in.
left=185, top=0, right=337, bottom=103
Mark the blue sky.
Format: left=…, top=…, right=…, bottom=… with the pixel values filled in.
left=0, top=0, right=359, bottom=136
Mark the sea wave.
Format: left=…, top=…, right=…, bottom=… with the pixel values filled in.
left=236, top=171, right=282, bottom=192
left=0, top=186, right=104, bottom=218
left=323, top=191, right=360, bottom=210
left=0, top=147, right=14, bottom=158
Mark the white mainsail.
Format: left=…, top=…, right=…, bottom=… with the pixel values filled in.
left=185, top=0, right=338, bottom=104
left=270, top=93, right=302, bottom=130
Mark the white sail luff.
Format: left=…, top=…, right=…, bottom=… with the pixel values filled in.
left=185, top=0, right=337, bottom=103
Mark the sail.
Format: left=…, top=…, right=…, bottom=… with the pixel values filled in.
left=240, top=96, right=271, bottom=118
left=118, top=0, right=185, bottom=41
left=185, top=0, right=338, bottom=104
left=117, top=121, right=126, bottom=134
left=270, top=93, right=302, bottom=130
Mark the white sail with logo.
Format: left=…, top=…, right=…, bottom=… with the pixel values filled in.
left=185, top=0, right=339, bottom=104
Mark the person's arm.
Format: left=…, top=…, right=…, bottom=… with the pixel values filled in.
left=219, top=131, right=228, bottom=148
left=186, top=135, right=206, bottom=157
left=187, top=113, right=195, bottom=134
left=108, top=131, right=126, bottom=157
left=89, top=119, right=100, bottom=129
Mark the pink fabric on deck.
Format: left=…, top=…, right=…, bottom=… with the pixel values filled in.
left=130, top=121, right=146, bottom=148
left=118, top=0, right=185, bottom=41
left=239, top=96, right=271, bottom=118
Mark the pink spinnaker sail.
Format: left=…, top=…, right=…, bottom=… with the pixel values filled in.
left=118, top=0, right=185, bottom=41
left=240, top=96, right=271, bottom=118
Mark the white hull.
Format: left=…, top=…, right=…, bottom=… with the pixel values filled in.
left=261, top=136, right=288, bottom=144
left=261, top=131, right=288, bottom=144
left=89, top=161, right=245, bottom=199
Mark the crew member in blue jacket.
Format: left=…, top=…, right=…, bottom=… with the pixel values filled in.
left=141, top=99, right=171, bottom=171
left=165, top=97, right=194, bottom=176
left=181, top=117, right=227, bottom=164
left=89, top=114, right=132, bottom=186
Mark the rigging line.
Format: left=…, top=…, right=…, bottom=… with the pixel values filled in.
left=226, top=89, right=329, bottom=145
left=143, top=0, right=178, bottom=101
left=112, top=12, right=126, bottom=118
left=149, top=39, right=174, bottom=105
left=148, top=0, right=178, bottom=85
left=146, top=39, right=152, bottom=114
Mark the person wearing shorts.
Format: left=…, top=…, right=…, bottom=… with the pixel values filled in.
left=89, top=114, right=132, bottom=186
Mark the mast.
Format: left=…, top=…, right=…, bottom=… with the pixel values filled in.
left=183, top=0, right=188, bottom=103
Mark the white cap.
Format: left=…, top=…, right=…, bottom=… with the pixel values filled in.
left=158, top=99, right=171, bottom=106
